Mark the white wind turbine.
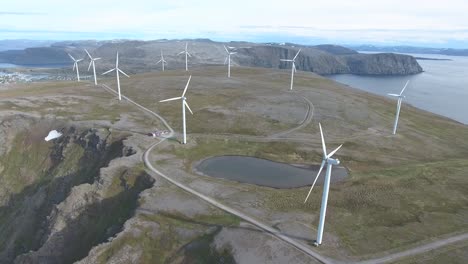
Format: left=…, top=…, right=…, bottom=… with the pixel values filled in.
left=304, top=123, right=343, bottom=247
left=102, top=52, right=130, bottom=101
left=68, top=53, right=83, bottom=82
left=224, top=45, right=237, bottom=78
left=178, top=42, right=191, bottom=71
left=280, top=49, right=301, bottom=90
left=156, top=49, right=168, bottom=71
left=388, top=80, right=410, bottom=135
left=85, top=49, right=101, bottom=85
left=159, top=75, right=193, bottom=144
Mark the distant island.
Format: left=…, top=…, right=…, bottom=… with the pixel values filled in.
left=414, top=57, right=453, bottom=61
left=350, top=45, right=468, bottom=57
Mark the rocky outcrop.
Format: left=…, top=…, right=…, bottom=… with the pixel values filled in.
left=339, top=53, right=423, bottom=75
left=235, top=46, right=422, bottom=75
left=0, top=119, right=154, bottom=264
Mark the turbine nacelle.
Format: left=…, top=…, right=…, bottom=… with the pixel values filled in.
left=326, top=158, right=340, bottom=165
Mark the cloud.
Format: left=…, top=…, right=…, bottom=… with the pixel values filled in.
left=1, top=0, right=467, bottom=47
left=0, top=12, right=45, bottom=16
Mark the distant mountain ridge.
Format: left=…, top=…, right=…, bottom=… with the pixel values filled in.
left=0, top=39, right=55, bottom=52
left=0, top=39, right=423, bottom=76
left=350, top=45, right=468, bottom=56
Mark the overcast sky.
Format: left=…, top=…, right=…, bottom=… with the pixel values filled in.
left=1, top=0, right=467, bottom=47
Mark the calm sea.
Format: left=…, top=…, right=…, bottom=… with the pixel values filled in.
left=0, top=63, right=68, bottom=69
left=327, top=53, right=468, bottom=125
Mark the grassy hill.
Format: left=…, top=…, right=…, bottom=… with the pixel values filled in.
left=0, top=66, right=467, bottom=263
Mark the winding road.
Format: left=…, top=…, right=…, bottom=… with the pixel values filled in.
left=100, top=83, right=468, bottom=264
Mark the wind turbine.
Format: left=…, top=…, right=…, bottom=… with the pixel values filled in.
left=224, top=45, right=237, bottom=78
left=178, top=42, right=191, bottom=71
left=68, top=53, right=83, bottom=82
left=304, top=123, right=343, bottom=247
left=388, top=80, right=410, bottom=135
left=280, top=49, right=301, bottom=90
left=159, top=75, right=193, bottom=144
left=102, top=52, right=129, bottom=101
left=156, top=49, right=168, bottom=71
left=85, top=49, right=101, bottom=85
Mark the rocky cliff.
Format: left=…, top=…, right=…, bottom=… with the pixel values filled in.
left=235, top=45, right=422, bottom=75
left=0, top=117, right=154, bottom=264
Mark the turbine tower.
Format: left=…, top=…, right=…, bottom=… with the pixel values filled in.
left=68, top=53, right=83, bottom=82
left=156, top=49, right=168, bottom=71
left=388, top=80, right=410, bottom=135
left=85, top=49, right=101, bottom=85
left=224, top=45, right=237, bottom=78
left=178, top=42, right=191, bottom=71
left=102, top=52, right=130, bottom=101
left=304, top=123, right=343, bottom=246
left=159, top=75, right=193, bottom=144
left=280, top=49, right=301, bottom=90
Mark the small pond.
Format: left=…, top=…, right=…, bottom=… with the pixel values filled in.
left=194, top=155, right=348, bottom=189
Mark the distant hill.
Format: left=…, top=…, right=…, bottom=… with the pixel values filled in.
left=350, top=45, right=468, bottom=56
left=0, top=39, right=423, bottom=76
left=313, top=44, right=358, bottom=55
left=0, top=39, right=54, bottom=51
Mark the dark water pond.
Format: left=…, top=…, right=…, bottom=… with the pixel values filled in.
left=194, top=155, right=348, bottom=189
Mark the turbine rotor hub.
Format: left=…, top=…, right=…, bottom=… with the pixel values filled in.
left=327, top=158, right=340, bottom=165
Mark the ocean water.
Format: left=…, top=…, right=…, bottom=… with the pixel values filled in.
left=0, top=63, right=19, bottom=68
left=327, top=53, right=468, bottom=124
left=0, top=63, right=68, bottom=69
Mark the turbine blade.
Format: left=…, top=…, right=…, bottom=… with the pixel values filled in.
left=185, top=42, right=188, bottom=50
left=159, top=97, right=182, bottom=102
left=156, top=59, right=162, bottom=64
left=94, top=58, right=101, bottom=60
left=102, top=68, right=115, bottom=75
left=304, top=160, right=326, bottom=203
left=319, top=123, right=327, bottom=157
left=293, top=48, right=302, bottom=60
left=388, top=93, right=400, bottom=97
left=182, top=75, right=192, bottom=97
left=88, top=61, right=93, bottom=71
left=224, top=56, right=228, bottom=65
left=327, top=144, right=343, bottom=158
left=68, top=53, right=76, bottom=61
left=293, top=63, right=297, bottom=72
left=118, top=69, right=130, bottom=78
left=280, top=59, right=293, bottom=62
left=76, top=59, right=83, bottom=62
left=187, top=52, right=192, bottom=57
left=230, top=52, right=237, bottom=55
left=184, top=100, right=193, bottom=115
left=72, top=62, right=76, bottom=71
left=178, top=51, right=185, bottom=55
left=84, top=49, right=92, bottom=59
left=224, top=45, right=229, bottom=54
left=400, top=80, right=410, bottom=95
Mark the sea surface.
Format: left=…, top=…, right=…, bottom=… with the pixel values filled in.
left=327, top=53, right=468, bottom=124
left=0, top=63, right=68, bottom=69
